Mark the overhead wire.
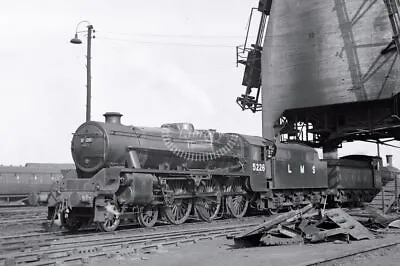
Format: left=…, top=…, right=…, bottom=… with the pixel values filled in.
left=96, top=36, right=236, bottom=48
left=95, top=30, right=254, bottom=48
left=98, top=30, right=251, bottom=39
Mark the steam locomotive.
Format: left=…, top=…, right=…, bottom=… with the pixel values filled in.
left=48, top=112, right=383, bottom=232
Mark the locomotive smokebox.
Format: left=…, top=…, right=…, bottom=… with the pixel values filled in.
left=104, top=112, right=123, bottom=124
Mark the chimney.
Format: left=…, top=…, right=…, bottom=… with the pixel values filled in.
left=386, top=155, right=393, bottom=167
left=103, top=112, right=123, bottom=124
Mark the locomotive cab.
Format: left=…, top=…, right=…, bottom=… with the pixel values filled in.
left=240, top=135, right=276, bottom=192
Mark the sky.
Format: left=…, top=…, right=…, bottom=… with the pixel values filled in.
left=0, top=0, right=399, bottom=167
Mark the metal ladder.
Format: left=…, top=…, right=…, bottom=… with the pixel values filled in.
left=236, top=0, right=272, bottom=113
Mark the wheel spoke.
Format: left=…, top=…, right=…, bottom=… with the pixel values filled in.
left=196, top=178, right=222, bottom=221
left=163, top=182, right=192, bottom=225
left=138, top=206, right=158, bottom=228
left=97, top=201, right=120, bottom=232
left=225, top=178, right=249, bottom=218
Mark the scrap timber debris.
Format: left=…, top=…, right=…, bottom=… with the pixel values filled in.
left=344, top=207, right=400, bottom=229
left=233, top=204, right=375, bottom=247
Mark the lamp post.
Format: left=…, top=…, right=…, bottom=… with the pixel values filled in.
left=70, top=21, right=95, bottom=122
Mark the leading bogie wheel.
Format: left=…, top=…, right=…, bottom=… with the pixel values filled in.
left=138, top=205, right=159, bottom=228
left=97, top=201, right=121, bottom=232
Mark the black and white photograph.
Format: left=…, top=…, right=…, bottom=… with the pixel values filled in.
left=1, top=0, right=400, bottom=265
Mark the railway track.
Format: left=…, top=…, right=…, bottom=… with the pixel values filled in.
left=0, top=207, right=46, bottom=219
left=0, top=203, right=27, bottom=208
left=2, top=206, right=396, bottom=265
left=0, top=208, right=47, bottom=227
left=0, top=206, right=45, bottom=211
left=0, top=215, right=268, bottom=250
left=0, top=217, right=46, bottom=226
left=0, top=215, right=267, bottom=265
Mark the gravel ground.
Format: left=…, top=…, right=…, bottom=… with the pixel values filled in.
left=321, top=244, right=400, bottom=266
left=90, top=235, right=400, bottom=266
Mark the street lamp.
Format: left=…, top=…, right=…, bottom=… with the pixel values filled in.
left=70, top=21, right=95, bottom=122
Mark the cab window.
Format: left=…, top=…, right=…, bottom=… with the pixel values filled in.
left=251, top=146, right=261, bottom=161
left=261, top=146, right=265, bottom=161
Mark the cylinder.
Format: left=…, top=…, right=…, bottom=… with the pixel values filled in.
left=117, top=173, right=154, bottom=204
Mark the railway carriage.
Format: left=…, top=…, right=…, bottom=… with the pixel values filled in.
left=0, top=164, right=74, bottom=205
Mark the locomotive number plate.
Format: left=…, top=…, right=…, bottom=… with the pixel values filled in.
left=252, top=163, right=265, bottom=172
